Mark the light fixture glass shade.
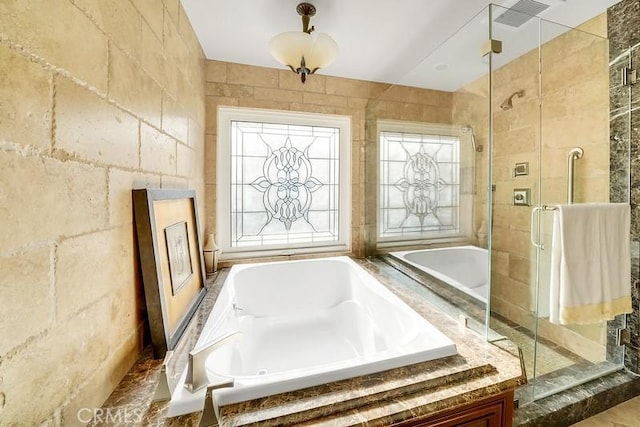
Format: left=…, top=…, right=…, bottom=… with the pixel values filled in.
left=269, top=31, right=314, bottom=68
left=269, top=31, right=338, bottom=72
left=307, top=33, right=338, bottom=70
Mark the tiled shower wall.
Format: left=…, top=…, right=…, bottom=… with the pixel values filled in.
left=0, top=0, right=206, bottom=424
left=452, top=14, right=611, bottom=362
left=608, top=0, right=640, bottom=373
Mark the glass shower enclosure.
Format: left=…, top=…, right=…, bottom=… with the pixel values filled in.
left=365, top=2, right=630, bottom=406
left=490, top=3, right=628, bottom=404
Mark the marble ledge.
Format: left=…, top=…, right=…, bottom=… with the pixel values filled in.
left=92, top=258, right=525, bottom=427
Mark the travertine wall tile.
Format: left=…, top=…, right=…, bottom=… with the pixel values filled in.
left=177, top=143, right=196, bottom=178
left=177, top=3, right=201, bottom=51
left=162, top=93, right=190, bottom=143
left=303, top=92, right=348, bottom=108
left=206, top=61, right=227, bottom=83
left=177, top=68, right=206, bottom=124
left=205, top=183, right=216, bottom=234
left=0, top=298, right=117, bottom=424
left=55, top=76, right=139, bottom=168
left=163, top=12, right=189, bottom=78
left=491, top=250, right=510, bottom=277
left=108, top=169, right=160, bottom=227
left=0, top=246, right=53, bottom=355
left=188, top=119, right=205, bottom=148
left=163, top=0, right=180, bottom=25
left=367, top=82, right=393, bottom=100
left=326, top=77, right=369, bottom=98
left=160, top=175, right=189, bottom=189
left=140, top=21, right=166, bottom=88
left=206, top=82, right=255, bottom=98
left=237, top=98, right=291, bottom=111
left=228, top=63, right=278, bottom=88
left=0, top=153, right=107, bottom=251
left=0, top=0, right=109, bottom=92
left=205, top=97, right=227, bottom=134
left=0, top=45, right=52, bottom=150
left=279, top=70, right=326, bottom=93
left=134, top=0, right=164, bottom=41
left=379, top=85, right=449, bottom=106
left=73, top=0, right=142, bottom=59
left=348, top=97, right=369, bottom=109
left=140, top=123, right=177, bottom=175
left=60, top=330, right=140, bottom=426
left=56, top=227, right=134, bottom=320
left=204, top=135, right=217, bottom=185
left=0, top=0, right=206, bottom=423
left=254, top=87, right=303, bottom=104
left=289, top=103, right=336, bottom=114
left=109, top=45, right=163, bottom=127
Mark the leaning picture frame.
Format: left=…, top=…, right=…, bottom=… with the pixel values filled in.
left=133, top=188, right=207, bottom=358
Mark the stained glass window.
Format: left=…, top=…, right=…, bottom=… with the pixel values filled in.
left=379, top=124, right=462, bottom=241
left=218, top=108, right=351, bottom=257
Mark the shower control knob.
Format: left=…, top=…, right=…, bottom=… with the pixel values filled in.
left=513, top=188, right=530, bottom=206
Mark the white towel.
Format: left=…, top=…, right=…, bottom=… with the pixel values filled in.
left=549, top=203, right=631, bottom=325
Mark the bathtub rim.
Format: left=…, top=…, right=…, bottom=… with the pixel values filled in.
left=389, top=245, right=488, bottom=304
left=168, top=255, right=458, bottom=413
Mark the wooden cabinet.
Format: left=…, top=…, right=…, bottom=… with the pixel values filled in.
left=393, top=390, right=514, bottom=427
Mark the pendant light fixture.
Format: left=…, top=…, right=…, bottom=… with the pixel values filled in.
left=269, top=3, right=338, bottom=83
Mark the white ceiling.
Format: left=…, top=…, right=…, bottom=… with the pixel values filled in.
left=181, top=0, right=621, bottom=91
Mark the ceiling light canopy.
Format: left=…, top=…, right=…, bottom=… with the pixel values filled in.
left=269, top=3, right=338, bottom=84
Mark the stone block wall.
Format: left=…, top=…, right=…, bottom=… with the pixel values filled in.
left=0, top=0, right=206, bottom=424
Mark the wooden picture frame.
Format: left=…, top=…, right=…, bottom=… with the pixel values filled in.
left=133, top=189, right=207, bottom=358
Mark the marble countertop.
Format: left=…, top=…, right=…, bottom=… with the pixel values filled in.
left=92, top=258, right=526, bottom=426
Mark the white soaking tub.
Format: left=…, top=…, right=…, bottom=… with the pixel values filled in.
left=168, top=256, right=457, bottom=416
left=390, top=246, right=488, bottom=303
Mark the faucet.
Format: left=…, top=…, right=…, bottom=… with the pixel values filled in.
left=185, top=330, right=242, bottom=393
left=199, top=383, right=234, bottom=427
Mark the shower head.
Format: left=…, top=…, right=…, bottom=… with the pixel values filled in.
left=500, top=90, right=525, bottom=111
left=461, top=125, right=478, bottom=152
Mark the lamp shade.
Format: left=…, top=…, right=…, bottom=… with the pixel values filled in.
left=269, top=31, right=338, bottom=72
left=307, top=33, right=339, bottom=70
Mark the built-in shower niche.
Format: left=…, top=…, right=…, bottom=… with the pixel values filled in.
left=365, top=2, right=630, bottom=407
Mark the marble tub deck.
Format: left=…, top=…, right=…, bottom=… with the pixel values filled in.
left=91, top=258, right=525, bottom=426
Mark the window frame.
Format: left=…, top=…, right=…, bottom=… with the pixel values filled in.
left=217, top=107, right=351, bottom=260
left=376, top=119, right=473, bottom=248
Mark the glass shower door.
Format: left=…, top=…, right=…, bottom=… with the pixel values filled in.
left=488, top=4, right=629, bottom=405
left=487, top=4, right=544, bottom=405
left=529, top=16, right=628, bottom=400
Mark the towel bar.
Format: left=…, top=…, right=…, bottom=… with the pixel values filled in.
left=567, top=147, right=584, bottom=204
left=530, top=205, right=559, bottom=249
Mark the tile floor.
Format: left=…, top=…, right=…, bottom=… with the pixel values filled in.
left=491, top=320, right=578, bottom=377
left=571, top=394, right=640, bottom=426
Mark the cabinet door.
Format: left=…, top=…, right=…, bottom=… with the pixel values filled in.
left=423, top=402, right=502, bottom=427
left=393, top=390, right=513, bottom=427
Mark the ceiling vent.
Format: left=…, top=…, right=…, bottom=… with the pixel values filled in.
left=495, top=0, right=550, bottom=28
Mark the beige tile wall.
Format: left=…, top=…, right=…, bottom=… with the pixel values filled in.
left=0, top=0, right=206, bottom=424
left=204, top=61, right=452, bottom=258
left=453, top=14, right=610, bottom=361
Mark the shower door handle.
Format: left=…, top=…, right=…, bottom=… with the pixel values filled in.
left=530, top=206, right=544, bottom=249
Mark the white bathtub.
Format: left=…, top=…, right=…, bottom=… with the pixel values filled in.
left=168, top=256, right=457, bottom=416
left=390, top=246, right=488, bottom=303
